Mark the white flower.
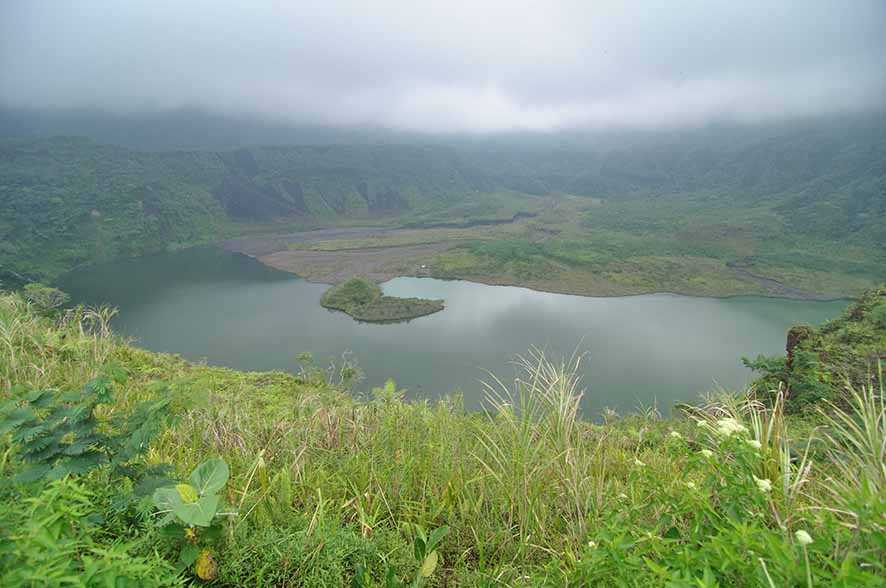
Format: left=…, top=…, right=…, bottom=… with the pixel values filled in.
left=753, top=475, right=772, bottom=493
left=700, top=449, right=714, bottom=458
left=795, top=530, right=813, bottom=546
left=634, top=458, right=646, bottom=467
left=686, top=481, right=696, bottom=489
left=587, top=540, right=597, bottom=549
left=669, top=431, right=682, bottom=439
left=746, top=439, right=762, bottom=450
left=715, top=417, right=748, bottom=438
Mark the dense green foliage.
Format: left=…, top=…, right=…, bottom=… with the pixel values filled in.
left=321, top=277, right=444, bottom=322
left=0, top=373, right=171, bottom=486
left=349, top=296, right=445, bottom=323
left=152, top=458, right=231, bottom=580
left=1, top=289, right=884, bottom=585
left=21, top=282, right=69, bottom=314
left=746, top=285, right=886, bottom=407
left=462, top=115, right=886, bottom=250
left=0, top=138, right=227, bottom=284
left=0, top=137, right=478, bottom=285
left=322, top=277, right=383, bottom=309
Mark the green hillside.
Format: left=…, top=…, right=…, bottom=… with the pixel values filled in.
left=460, top=116, right=886, bottom=246
left=1, top=287, right=883, bottom=585
left=745, top=285, right=886, bottom=406
left=2, top=116, right=885, bottom=296
left=0, top=138, right=481, bottom=284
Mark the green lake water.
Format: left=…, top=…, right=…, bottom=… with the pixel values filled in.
left=58, top=247, right=849, bottom=415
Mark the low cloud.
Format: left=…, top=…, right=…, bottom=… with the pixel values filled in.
left=2, top=0, right=884, bottom=132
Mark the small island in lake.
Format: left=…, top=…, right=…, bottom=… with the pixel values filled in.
left=320, top=277, right=444, bottom=323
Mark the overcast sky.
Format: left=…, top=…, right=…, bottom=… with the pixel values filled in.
left=1, top=1, right=884, bottom=133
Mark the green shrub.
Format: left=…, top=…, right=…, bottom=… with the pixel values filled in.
left=0, top=371, right=172, bottom=491
left=152, top=458, right=231, bottom=580
left=0, top=478, right=181, bottom=587
left=21, top=283, right=69, bottom=315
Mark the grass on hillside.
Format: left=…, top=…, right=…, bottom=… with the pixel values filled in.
left=1, top=290, right=884, bottom=586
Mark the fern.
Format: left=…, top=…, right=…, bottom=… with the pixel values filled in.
left=0, top=369, right=172, bottom=492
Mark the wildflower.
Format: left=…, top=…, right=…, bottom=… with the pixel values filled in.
left=587, top=540, right=597, bottom=549
left=700, top=449, right=714, bottom=458
left=715, top=417, right=748, bottom=437
left=686, top=481, right=696, bottom=489
left=634, top=458, right=646, bottom=467
left=753, top=475, right=772, bottom=493
left=746, top=439, right=762, bottom=450
left=669, top=431, right=682, bottom=439
left=795, top=530, right=813, bottom=546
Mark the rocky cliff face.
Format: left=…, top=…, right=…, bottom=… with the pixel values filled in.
left=748, top=285, right=886, bottom=407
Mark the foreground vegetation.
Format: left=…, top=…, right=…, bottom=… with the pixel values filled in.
left=321, top=277, right=444, bottom=323
left=1, top=287, right=884, bottom=586
left=745, top=285, right=886, bottom=407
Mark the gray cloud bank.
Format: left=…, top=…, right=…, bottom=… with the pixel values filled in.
left=2, top=0, right=884, bottom=133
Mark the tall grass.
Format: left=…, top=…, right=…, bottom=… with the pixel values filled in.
left=817, top=366, right=884, bottom=534
left=475, top=348, right=603, bottom=554
left=0, top=293, right=116, bottom=390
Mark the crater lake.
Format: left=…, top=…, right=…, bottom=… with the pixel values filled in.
left=58, top=247, right=848, bottom=415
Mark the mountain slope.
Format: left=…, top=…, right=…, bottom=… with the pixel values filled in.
left=1, top=114, right=884, bottom=288
left=0, top=138, right=480, bottom=283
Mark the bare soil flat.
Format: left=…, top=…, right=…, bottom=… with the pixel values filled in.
left=260, top=242, right=455, bottom=283
left=217, top=193, right=867, bottom=299
left=221, top=226, right=398, bottom=257
left=221, top=218, right=530, bottom=284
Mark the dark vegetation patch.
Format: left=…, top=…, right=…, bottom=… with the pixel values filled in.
left=320, top=277, right=444, bottom=322
left=278, top=179, right=309, bottom=214
left=211, top=175, right=296, bottom=220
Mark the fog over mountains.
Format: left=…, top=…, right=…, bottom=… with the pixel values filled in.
left=2, top=2, right=884, bottom=293
left=2, top=1, right=885, bottom=133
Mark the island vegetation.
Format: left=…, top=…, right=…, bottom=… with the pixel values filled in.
left=0, top=285, right=883, bottom=585
left=320, top=277, right=444, bottom=322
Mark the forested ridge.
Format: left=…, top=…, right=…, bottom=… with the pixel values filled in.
left=0, top=138, right=478, bottom=284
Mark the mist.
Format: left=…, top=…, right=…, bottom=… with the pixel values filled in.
left=2, top=1, right=885, bottom=133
